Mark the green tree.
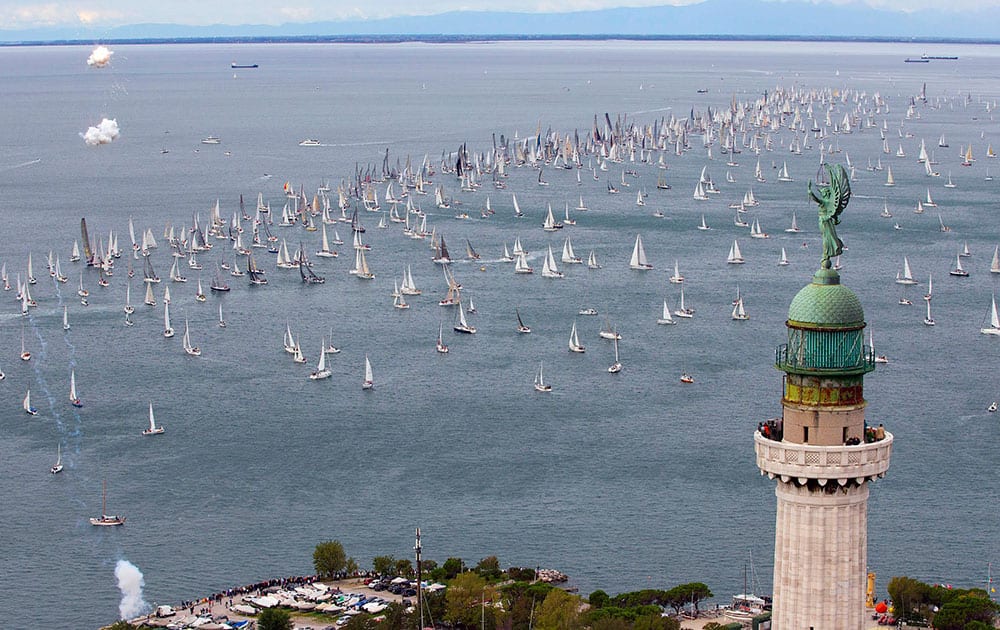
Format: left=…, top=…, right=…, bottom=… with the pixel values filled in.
left=107, top=622, right=137, bottom=630
left=345, top=557, right=359, bottom=575
left=421, top=559, right=439, bottom=572
left=445, top=571, right=488, bottom=628
left=590, top=617, right=630, bottom=630
left=702, top=623, right=727, bottom=630
left=678, top=582, right=712, bottom=614
left=313, top=540, right=347, bottom=578
left=443, top=557, right=464, bottom=579
left=931, top=593, right=997, bottom=630
left=534, top=588, right=581, bottom=630
left=257, top=607, right=294, bottom=630
left=396, top=558, right=414, bottom=577
left=373, top=555, right=396, bottom=576
left=588, top=590, right=610, bottom=609
left=476, top=555, right=502, bottom=580
left=888, top=576, right=931, bottom=622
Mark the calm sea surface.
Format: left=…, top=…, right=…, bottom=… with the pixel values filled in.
left=0, top=40, right=998, bottom=628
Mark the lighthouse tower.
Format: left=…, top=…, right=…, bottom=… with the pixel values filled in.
left=754, top=262, right=893, bottom=630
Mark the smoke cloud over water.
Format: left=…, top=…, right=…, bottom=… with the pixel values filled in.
left=87, top=46, right=113, bottom=67
left=81, top=118, right=120, bottom=146
left=115, top=560, right=149, bottom=620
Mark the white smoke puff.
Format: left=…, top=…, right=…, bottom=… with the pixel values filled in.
left=87, top=46, right=113, bottom=68
left=115, top=559, right=149, bottom=619
left=80, top=118, right=120, bottom=146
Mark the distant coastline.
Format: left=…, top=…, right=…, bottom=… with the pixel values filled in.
left=1, top=33, right=998, bottom=47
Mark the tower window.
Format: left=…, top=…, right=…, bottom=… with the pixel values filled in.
left=843, top=427, right=849, bottom=443
left=804, top=426, right=809, bottom=443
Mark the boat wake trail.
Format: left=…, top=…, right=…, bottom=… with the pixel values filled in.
left=27, top=314, right=59, bottom=421
left=0, top=158, right=41, bottom=172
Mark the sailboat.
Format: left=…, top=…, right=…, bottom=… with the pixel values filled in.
left=315, top=223, right=338, bottom=258
left=980, top=295, right=1000, bottom=336
left=960, top=241, right=971, bottom=258
left=587, top=250, right=601, bottom=269
left=541, top=245, right=564, bottom=278
left=516, top=309, right=531, bottom=334
left=657, top=298, right=677, bottom=325
left=923, top=299, right=936, bottom=326
left=453, top=301, right=476, bottom=334
left=89, top=480, right=126, bottom=526
left=599, top=317, right=622, bottom=340
left=62, top=305, right=70, bottom=331
left=785, top=213, right=800, bottom=233
left=727, top=240, right=745, bottom=264
left=608, top=337, right=623, bottom=373
left=698, top=215, right=711, bottom=231
left=309, top=339, right=333, bottom=379
left=163, top=300, right=175, bottom=338
left=895, top=257, right=917, bottom=285
left=534, top=361, right=552, bottom=392
left=669, top=260, right=684, bottom=284
left=674, top=288, right=695, bottom=318
left=218, top=302, right=226, bottom=328
left=182, top=318, right=201, bottom=356
left=924, top=275, right=934, bottom=301
left=541, top=203, right=562, bottom=232
left=732, top=296, right=749, bottom=320
left=568, top=321, right=585, bottom=353
left=362, top=355, right=374, bottom=390
left=884, top=165, right=895, bottom=187
left=124, top=281, right=135, bottom=314
left=436, top=323, right=449, bottom=353
left=950, top=252, right=969, bottom=277
left=400, top=265, right=421, bottom=295
left=561, top=237, right=582, bottom=264
left=870, top=328, right=889, bottom=364
left=23, top=387, right=37, bottom=415
left=629, top=234, right=653, bottom=270
left=50, top=444, right=63, bottom=474
left=69, top=370, right=82, bottom=407
left=142, top=402, right=165, bottom=435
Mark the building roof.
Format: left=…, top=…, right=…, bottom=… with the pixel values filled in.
left=787, top=268, right=865, bottom=327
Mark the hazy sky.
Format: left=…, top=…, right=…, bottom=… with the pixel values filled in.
left=0, top=0, right=997, bottom=29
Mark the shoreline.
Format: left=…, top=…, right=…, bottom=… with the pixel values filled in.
left=0, top=34, right=995, bottom=47
left=117, top=575, right=744, bottom=630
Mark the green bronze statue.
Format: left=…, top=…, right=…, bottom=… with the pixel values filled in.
left=808, top=163, right=851, bottom=269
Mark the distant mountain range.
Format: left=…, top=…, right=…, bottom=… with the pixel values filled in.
left=2, top=0, right=998, bottom=44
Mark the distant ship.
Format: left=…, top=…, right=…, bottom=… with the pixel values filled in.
left=231, top=62, right=259, bottom=69
left=904, top=58, right=930, bottom=63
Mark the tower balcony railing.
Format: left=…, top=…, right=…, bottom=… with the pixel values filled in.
left=775, top=343, right=875, bottom=375
left=754, top=430, right=892, bottom=485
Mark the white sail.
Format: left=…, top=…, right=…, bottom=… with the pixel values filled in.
left=542, top=245, right=564, bottom=278
left=727, top=240, right=745, bottom=264
left=568, top=321, right=585, bottom=352
left=981, top=295, right=1000, bottom=335
left=657, top=299, right=676, bottom=325
left=629, top=234, right=652, bottom=270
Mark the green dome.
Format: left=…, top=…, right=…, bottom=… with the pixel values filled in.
left=787, top=269, right=865, bottom=327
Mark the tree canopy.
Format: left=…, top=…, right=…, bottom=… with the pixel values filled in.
left=534, top=587, right=581, bottom=630
left=257, top=607, right=293, bottom=630
left=312, top=540, right=347, bottom=578
left=445, top=571, right=489, bottom=628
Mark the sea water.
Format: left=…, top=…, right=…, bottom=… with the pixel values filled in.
left=0, top=40, right=998, bottom=628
